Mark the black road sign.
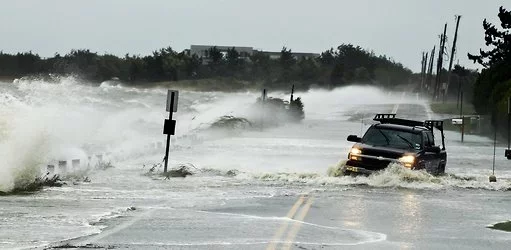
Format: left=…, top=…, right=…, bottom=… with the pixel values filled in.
left=163, top=119, right=176, bottom=135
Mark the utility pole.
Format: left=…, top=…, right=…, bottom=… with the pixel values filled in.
left=423, top=52, right=429, bottom=94
left=426, top=46, right=436, bottom=94
left=420, top=52, right=426, bottom=94
left=434, top=23, right=448, bottom=101
left=420, top=53, right=424, bottom=93
left=424, top=52, right=429, bottom=73
left=445, top=15, right=462, bottom=103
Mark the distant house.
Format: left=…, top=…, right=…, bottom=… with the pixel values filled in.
left=257, top=51, right=319, bottom=60
left=288, top=52, right=321, bottom=60
left=258, top=51, right=281, bottom=60
left=190, top=45, right=253, bottom=64
left=189, top=45, right=319, bottom=63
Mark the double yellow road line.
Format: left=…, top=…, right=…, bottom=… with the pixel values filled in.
left=267, top=194, right=314, bottom=250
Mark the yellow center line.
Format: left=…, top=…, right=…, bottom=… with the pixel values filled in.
left=266, top=195, right=306, bottom=250
left=282, top=197, right=314, bottom=250
left=392, top=92, right=406, bottom=114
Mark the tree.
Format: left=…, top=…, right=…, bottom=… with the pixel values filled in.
left=0, top=43, right=413, bottom=90
left=226, top=47, right=240, bottom=66
left=279, top=47, right=296, bottom=82
left=296, top=57, right=320, bottom=82
left=64, top=49, right=99, bottom=80
left=289, top=97, right=305, bottom=121
left=330, top=62, right=345, bottom=86
left=226, top=47, right=242, bottom=76
left=354, top=67, right=371, bottom=82
left=319, top=48, right=336, bottom=66
left=249, top=51, right=273, bottom=82
left=126, top=55, right=146, bottom=82
left=181, top=53, right=201, bottom=78
left=468, top=6, right=511, bottom=128
left=468, top=7, right=511, bottom=68
left=96, top=54, right=122, bottom=81
left=207, top=46, right=223, bottom=64
left=448, top=65, right=477, bottom=102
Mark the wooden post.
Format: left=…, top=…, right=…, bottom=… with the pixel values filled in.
left=290, top=84, right=294, bottom=103
left=261, top=89, right=266, bottom=130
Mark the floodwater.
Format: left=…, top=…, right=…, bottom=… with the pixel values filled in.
left=0, top=77, right=510, bottom=249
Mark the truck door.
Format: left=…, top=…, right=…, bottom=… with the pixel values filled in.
left=423, top=131, right=441, bottom=171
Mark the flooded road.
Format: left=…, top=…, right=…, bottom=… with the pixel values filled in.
left=0, top=78, right=510, bottom=249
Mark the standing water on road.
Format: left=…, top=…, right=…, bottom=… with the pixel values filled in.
left=1, top=78, right=510, bottom=249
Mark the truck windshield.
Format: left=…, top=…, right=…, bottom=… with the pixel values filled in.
left=362, top=127, right=422, bottom=150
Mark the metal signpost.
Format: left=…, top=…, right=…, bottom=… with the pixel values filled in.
left=506, top=97, right=511, bottom=160
left=260, top=89, right=266, bottom=131
left=163, top=90, right=178, bottom=173
left=460, top=91, right=465, bottom=143
left=490, top=126, right=497, bottom=182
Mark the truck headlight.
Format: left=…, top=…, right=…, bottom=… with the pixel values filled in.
left=398, top=155, right=415, bottom=168
left=349, top=148, right=362, bottom=161
left=350, top=147, right=362, bottom=155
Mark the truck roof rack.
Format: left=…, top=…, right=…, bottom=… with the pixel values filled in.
left=424, top=120, right=444, bottom=131
left=373, top=114, right=424, bottom=127
left=424, top=120, right=445, bottom=150
left=374, top=114, right=396, bottom=120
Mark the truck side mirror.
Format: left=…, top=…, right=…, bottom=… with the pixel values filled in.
left=425, top=146, right=441, bottom=154
left=347, top=135, right=362, bottom=143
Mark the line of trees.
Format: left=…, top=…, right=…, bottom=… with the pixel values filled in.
left=468, top=6, right=511, bottom=129
left=0, top=44, right=412, bottom=90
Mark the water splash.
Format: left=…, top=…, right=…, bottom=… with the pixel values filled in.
left=250, top=162, right=511, bottom=191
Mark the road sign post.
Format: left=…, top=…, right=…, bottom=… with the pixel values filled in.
left=260, top=89, right=266, bottom=131
left=164, top=90, right=178, bottom=173
left=460, top=91, right=464, bottom=143
left=506, top=97, right=511, bottom=160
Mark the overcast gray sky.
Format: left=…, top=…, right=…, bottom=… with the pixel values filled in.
left=0, top=0, right=507, bottom=72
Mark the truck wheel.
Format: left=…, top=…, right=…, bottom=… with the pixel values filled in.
left=438, top=163, right=445, bottom=175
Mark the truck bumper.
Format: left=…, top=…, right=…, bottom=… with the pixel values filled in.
left=342, top=166, right=375, bottom=175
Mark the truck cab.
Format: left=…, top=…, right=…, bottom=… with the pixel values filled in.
left=344, top=114, right=447, bottom=176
